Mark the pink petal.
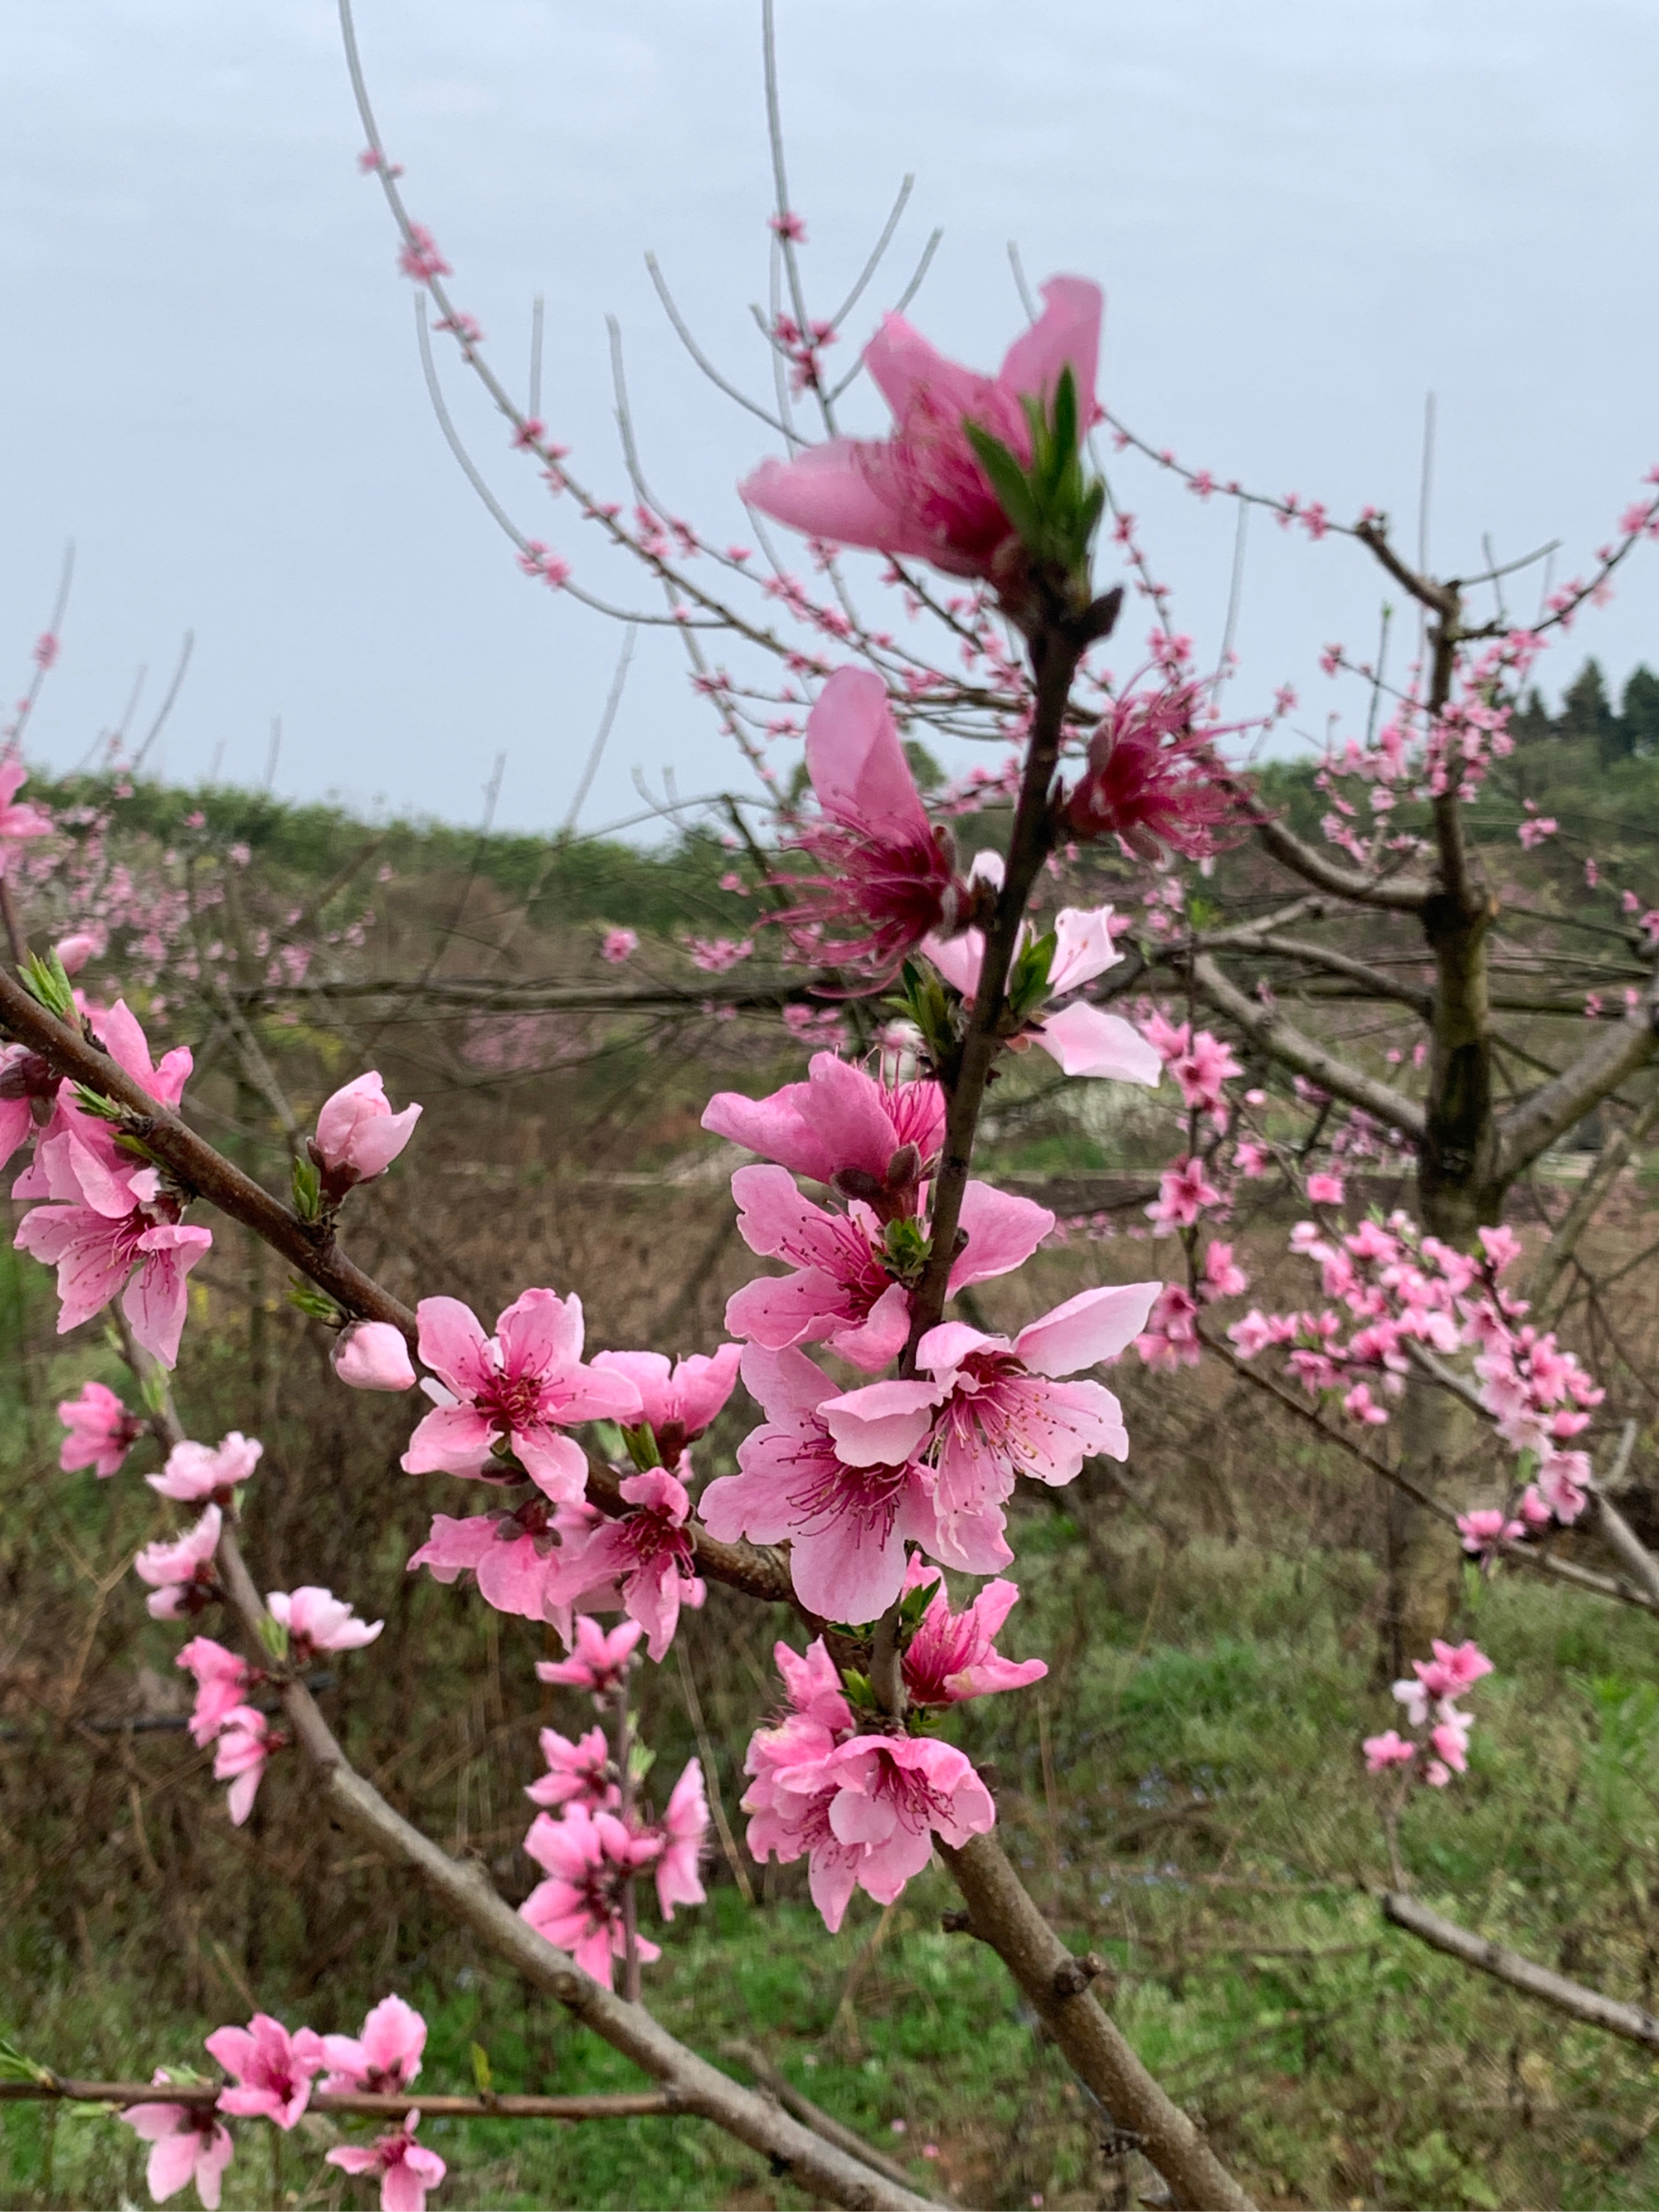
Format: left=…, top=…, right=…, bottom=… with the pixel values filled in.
left=401, top=1402, right=497, bottom=1475
left=742, top=444, right=907, bottom=552
left=997, top=276, right=1102, bottom=413
left=1014, top=1282, right=1162, bottom=1376
left=827, top=1280, right=912, bottom=1372
left=413, top=1296, right=494, bottom=1397
left=820, top=1377, right=941, bottom=1466
left=1034, top=1002, right=1164, bottom=1083
left=805, top=666, right=931, bottom=839
left=950, top=1182, right=1055, bottom=1290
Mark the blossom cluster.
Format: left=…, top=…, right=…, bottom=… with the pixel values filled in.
left=1364, top=1639, right=1495, bottom=1790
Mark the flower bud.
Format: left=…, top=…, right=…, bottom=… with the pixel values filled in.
left=331, top=1320, right=416, bottom=1393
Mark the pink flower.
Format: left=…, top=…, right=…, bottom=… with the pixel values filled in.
left=1457, top=1506, right=1524, bottom=1555
left=134, top=1504, right=221, bottom=1619
left=176, top=1636, right=251, bottom=1748
left=520, top=1806, right=664, bottom=1986
left=148, top=1431, right=263, bottom=1504
left=207, top=2015, right=324, bottom=2128
left=1146, top=1156, right=1224, bottom=1232
left=824, top=1283, right=1159, bottom=1573
left=57, top=1378, right=143, bottom=1477
left=121, top=2083, right=236, bottom=2209
left=1393, top=1640, right=1494, bottom=1725
left=401, top=1290, right=643, bottom=1500
left=332, top=1320, right=417, bottom=1393
left=1202, top=1241, right=1248, bottom=1299
left=1477, top=1223, right=1525, bottom=1275
left=0, top=750, right=52, bottom=868
left=773, top=667, right=971, bottom=976
left=742, top=278, right=1100, bottom=584
left=899, top=1561, right=1046, bottom=1705
left=1517, top=814, right=1558, bottom=849
left=703, top=1053, right=946, bottom=1193
left=544, top=1466, right=704, bottom=1660
left=527, top=1723, right=617, bottom=1815
left=589, top=1344, right=742, bottom=1466
left=407, top=1497, right=606, bottom=1632
left=319, top=1995, right=426, bottom=2095
left=654, top=1757, right=710, bottom=1920
left=701, top=1344, right=938, bottom=1621
left=537, top=1614, right=643, bottom=1698
left=1066, top=684, right=1240, bottom=860
left=0, top=1043, right=64, bottom=1169
left=820, top=1735, right=995, bottom=1903
left=212, top=1705, right=272, bottom=1825
left=724, top=1165, right=1053, bottom=1373
left=14, top=1100, right=212, bottom=1366
left=1362, top=1729, right=1416, bottom=1772
left=1306, top=1172, right=1345, bottom=1206
left=312, top=1072, right=421, bottom=1199
left=54, top=931, right=100, bottom=975
left=397, top=223, right=450, bottom=281
left=1140, top=1017, right=1243, bottom=1113
left=90, top=1000, right=195, bottom=1107
left=1133, top=1282, right=1201, bottom=1371
left=601, top=927, right=639, bottom=964
left=265, top=1586, right=382, bottom=1659
left=924, top=903, right=1163, bottom=1086
left=327, top=2114, right=447, bottom=2212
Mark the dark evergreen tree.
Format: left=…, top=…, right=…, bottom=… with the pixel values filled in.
left=1559, top=658, right=1626, bottom=765
left=1621, top=664, right=1659, bottom=756
left=1508, top=687, right=1554, bottom=746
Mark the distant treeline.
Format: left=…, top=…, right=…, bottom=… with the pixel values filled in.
left=1513, top=659, right=1659, bottom=765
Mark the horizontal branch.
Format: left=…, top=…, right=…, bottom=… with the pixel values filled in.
left=1530, top=1095, right=1659, bottom=1310
left=1198, top=929, right=1433, bottom=1016
left=1381, top=1892, right=1659, bottom=2052
left=1251, top=815, right=1430, bottom=913
left=1190, top=954, right=1428, bottom=1139
left=231, top=973, right=840, bottom=1014
left=0, top=2079, right=680, bottom=2121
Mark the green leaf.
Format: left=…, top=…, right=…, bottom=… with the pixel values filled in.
left=620, top=1422, right=662, bottom=1472
left=963, top=423, right=1041, bottom=540
left=20, top=948, right=75, bottom=1021
left=469, top=2043, right=493, bottom=2096
left=257, top=1613, right=289, bottom=1664
left=290, top=1154, right=322, bottom=1223
left=286, top=1276, right=346, bottom=1325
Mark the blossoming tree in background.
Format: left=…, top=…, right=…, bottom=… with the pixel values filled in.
left=4, top=2, right=1659, bottom=2206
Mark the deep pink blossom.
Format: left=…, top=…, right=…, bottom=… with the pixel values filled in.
left=520, top=1806, right=663, bottom=1986
left=601, top=927, right=638, bottom=964
left=212, top=1705, right=271, bottom=1826
left=14, top=1100, right=212, bottom=1366
left=1306, top=1172, right=1345, bottom=1206
left=536, top=1614, right=643, bottom=1698
left=326, top=2114, right=447, bottom=2212
left=333, top=1320, right=418, bottom=1393
left=1146, top=1156, right=1224, bottom=1232
left=1362, top=1729, right=1416, bottom=1772
left=823, top=1284, right=1158, bottom=1573
left=0, top=1044, right=62, bottom=1169
left=312, top=1072, right=421, bottom=1198
left=319, top=1995, right=426, bottom=2095
left=526, top=1723, right=617, bottom=1815
left=206, top=2015, right=324, bottom=2128
left=148, top=1431, right=262, bottom=1504
left=1140, top=1014, right=1242, bottom=1112
left=724, top=1166, right=1053, bottom=1372
left=703, top=1053, right=946, bottom=1196
left=701, top=1344, right=937, bottom=1621
left=899, top=1561, right=1046, bottom=1705
left=543, top=1466, right=705, bottom=1660
left=408, top=1497, right=610, bottom=1632
left=742, top=278, right=1100, bottom=585
left=265, top=1586, right=382, bottom=1659
left=176, top=1636, right=251, bottom=1748
left=401, top=1290, right=642, bottom=1499
left=653, top=1757, right=710, bottom=1920
left=120, top=2081, right=236, bottom=2210
left=134, top=1504, right=221, bottom=1619
left=589, top=1344, right=742, bottom=1466
left=773, top=666, right=971, bottom=975
left=1065, top=684, right=1241, bottom=860
left=57, top=1378, right=143, bottom=1477
left=90, top=1000, right=195, bottom=1107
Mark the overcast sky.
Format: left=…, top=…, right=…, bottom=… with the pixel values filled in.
left=2, top=1, right=1655, bottom=835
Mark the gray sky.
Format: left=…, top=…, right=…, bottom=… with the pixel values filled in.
left=2, top=1, right=1655, bottom=835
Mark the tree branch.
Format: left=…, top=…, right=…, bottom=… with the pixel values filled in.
left=1196, top=929, right=1433, bottom=1016
left=1250, top=815, right=1430, bottom=913
left=1495, top=994, right=1658, bottom=1184
left=1381, top=1892, right=1659, bottom=2054
left=1189, top=954, right=1427, bottom=1138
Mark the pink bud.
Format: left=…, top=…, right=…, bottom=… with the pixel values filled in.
left=53, top=931, right=102, bottom=975
left=313, top=1072, right=421, bottom=1194
left=331, top=1320, right=416, bottom=1393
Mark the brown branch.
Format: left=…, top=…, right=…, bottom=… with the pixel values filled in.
left=231, top=974, right=843, bottom=1014
left=1496, top=992, right=1658, bottom=1184
left=1528, top=1094, right=1659, bottom=1310
left=1189, top=954, right=1427, bottom=1138
left=1197, top=928, right=1433, bottom=1016
left=0, top=2080, right=681, bottom=2121
left=1380, top=1892, right=1659, bottom=2053
left=722, top=2042, right=948, bottom=2204
left=1250, top=815, right=1430, bottom=913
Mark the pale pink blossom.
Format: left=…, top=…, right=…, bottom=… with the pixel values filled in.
left=120, top=2082, right=236, bottom=2210
left=207, top=2015, right=324, bottom=2128
left=899, top=1561, right=1046, bottom=1705
left=536, top=1614, right=643, bottom=1698
left=54, top=930, right=102, bottom=975
left=526, top=1723, right=617, bottom=1815
left=543, top=1466, right=705, bottom=1660
left=14, top=1100, right=212, bottom=1366
left=1202, top=1241, right=1248, bottom=1298
left=57, top=1378, right=143, bottom=1477
left=0, top=750, right=52, bottom=868
left=589, top=1344, right=742, bottom=1466
left=1457, top=1506, right=1525, bottom=1555
left=319, top=1995, right=426, bottom=2095
left=653, top=1757, right=710, bottom=1920
left=601, top=927, right=639, bottom=964
left=703, top=1053, right=945, bottom=1193
left=148, top=1431, right=263, bottom=1504
left=332, top=1319, right=418, bottom=1393
left=90, top=1000, right=195, bottom=1107
left=701, top=1344, right=937, bottom=1621
left=401, top=1290, right=642, bottom=1499
left=176, top=1636, right=251, bottom=1748
left=265, top=1586, right=382, bottom=1659
left=923, top=904, right=1161, bottom=1086
left=520, top=1806, right=663, bottom=1987
left=408, top=1497, right=606, bottom=1631
left=774, top=666, right=971, bottom=975
left=1362, top=1729, right=1416, bottom=1772
left=397, top=224, right=450, bottom=281
left=1393, top=1639, right=1494, bottom=1726
left=723, top=1166, right=1052, bottom=1373
left=312, top=1072, right=421, bottom=1198
left=327, top=2113, right=447, bottom=2212
left=134, top=1504, right=221, bottom=1619
left=0, top=1043, right=63, bottom=1169
left=824, top=1283, right=1159, bottom=1573
left=212, top=1706, right=271, bottom=1826
left=742, top=278, right=1100, bottom=585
